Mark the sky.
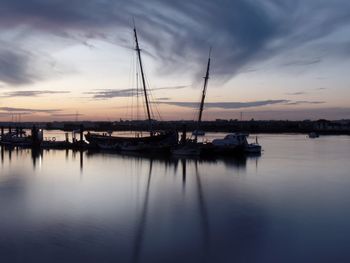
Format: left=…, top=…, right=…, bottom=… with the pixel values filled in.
left=0, top=0, right=350, bottom=121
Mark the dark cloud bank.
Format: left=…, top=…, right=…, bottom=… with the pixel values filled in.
left=0, top=0, right=350, bottom=85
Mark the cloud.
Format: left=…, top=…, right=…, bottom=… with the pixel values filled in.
left=0, top=112, right=31, bottom=117
left=0, top=107, right=61, bottom=113
left=158, top=100, right=288, bottom=109
left=153, top=85, right=188, bottom=91
left=84, top=89, right=137, bottom=99
left=284, top=101, right=325, bottom=105
left=286, top=92, right=307, bottom=95
left=282, top=58, right=322, bottom=67
left=85, top=85, right=187, bottom=99
left=234, top=107, right=350, bottom=121
left=51, top=113, right=84, bottom=117
left=0, top=90, right=70, bottom=98
left=0, top=0, right=350, bottom=85
left=0, top=48, right=36, bottom=85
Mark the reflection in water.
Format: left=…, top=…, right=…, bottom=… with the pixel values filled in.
left=1, top=145, right=4, bottom=164
left=132, top=159, right=153, bottom=263
left=80, top=150, right=84, bottom=172
left=182, top=159, right=186, bottom=187
left=85, top=150, right=254, bottom=171
left=194, top=161, right=210, bottom=254
left=0, top=144, right=292, bottom=262
left=31, top=148, right=43, bottom=169
left=8, top=136, right=350, bottom=262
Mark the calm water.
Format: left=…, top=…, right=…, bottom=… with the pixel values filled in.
left=1, top=134, right=350, bottom=263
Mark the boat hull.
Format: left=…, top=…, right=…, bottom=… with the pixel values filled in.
left=85, top=131, right=178, bottom=152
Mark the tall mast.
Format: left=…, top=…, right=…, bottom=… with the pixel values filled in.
left=134, top=25, right=152, bottom=134
left=195, top=48, right=211, bottom=142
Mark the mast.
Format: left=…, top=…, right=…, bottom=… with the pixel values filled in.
left=195, top=48, right=211, bottom=142
left=134, top=25, right=153, bottom=134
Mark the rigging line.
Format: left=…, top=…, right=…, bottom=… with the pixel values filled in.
left=140, top=69, right=148, bottom=125
left=143, top=72, right=155, bottom=120
left=144, top=79, right=153, bottom=120
left=144, top=74, right=162, bottom=121
left=126, top=38, right=135, bottom=121
left=136, top=72, right=139, bottom=122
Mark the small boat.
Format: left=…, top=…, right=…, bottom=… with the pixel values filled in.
left=244, top=136, right=262, bottom=153
left=244, top=143, right=262, bottom=153
left=211, top=133, right=248, bottom=154
left=0, top=128, right=43, bottom=148
left=308, top=132, right=319, bottom=138
left=192, top=130, right=205, bottom=136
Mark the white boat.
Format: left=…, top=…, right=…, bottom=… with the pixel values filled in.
left=244, top=136, right=262, bottom=153
left=244, top=143, right=262, bottom=153
left=212, top=133, right=248, bottom=147
left=309, top=132, right=319, bottom=138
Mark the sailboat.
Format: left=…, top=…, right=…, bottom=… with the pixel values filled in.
left=85, top=25, right=178, bottom=152
left=172, top=49, right=212, bottom=156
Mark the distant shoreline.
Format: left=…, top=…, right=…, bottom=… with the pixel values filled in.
left=1, top=119, right=350, bottom=135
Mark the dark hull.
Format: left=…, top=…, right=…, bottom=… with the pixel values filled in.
left=85, top=131, right=178, bottom=152
left=200, top=143, right=246, bottom=156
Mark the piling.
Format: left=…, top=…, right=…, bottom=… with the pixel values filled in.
left=79, top=125, right=84, bottom=142
left=31, top=125, right=39, bottom=147
left=181, top=125, right=187, bottom=144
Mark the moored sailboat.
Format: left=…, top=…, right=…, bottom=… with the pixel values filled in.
left=172, top=49, right=212, bottom=156
left=86, top=25, right=178, bottom=152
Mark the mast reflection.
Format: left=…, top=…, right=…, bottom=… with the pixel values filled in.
left=132, top=159, right=153, bottom=263
left=194, top=160, right=211, bottom=253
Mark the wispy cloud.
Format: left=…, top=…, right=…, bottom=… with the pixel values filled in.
left=153, top=85, right=188, bottom=91
left=286, top=92, right=307, bottom=96
left=0, top=112, right=31, bottom=117
left=51, top=113, right=84, bottom=117
left=0, top=0, right=349, bottom=85
left=85, top=85, right=187, bottom=100
left=158, top=100, right=289, bottom=109
left=0, top=90, right=70, bottom=98
left=0, top=107, right=61, bottom=113
left=84, top=89, right=137, bottom=99
left=284, top=101, right=325, bottom=106
left=282, top=58, right=322, bottom=67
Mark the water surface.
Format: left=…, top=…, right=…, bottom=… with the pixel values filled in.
left=1, top=134, right=350, bottom=263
